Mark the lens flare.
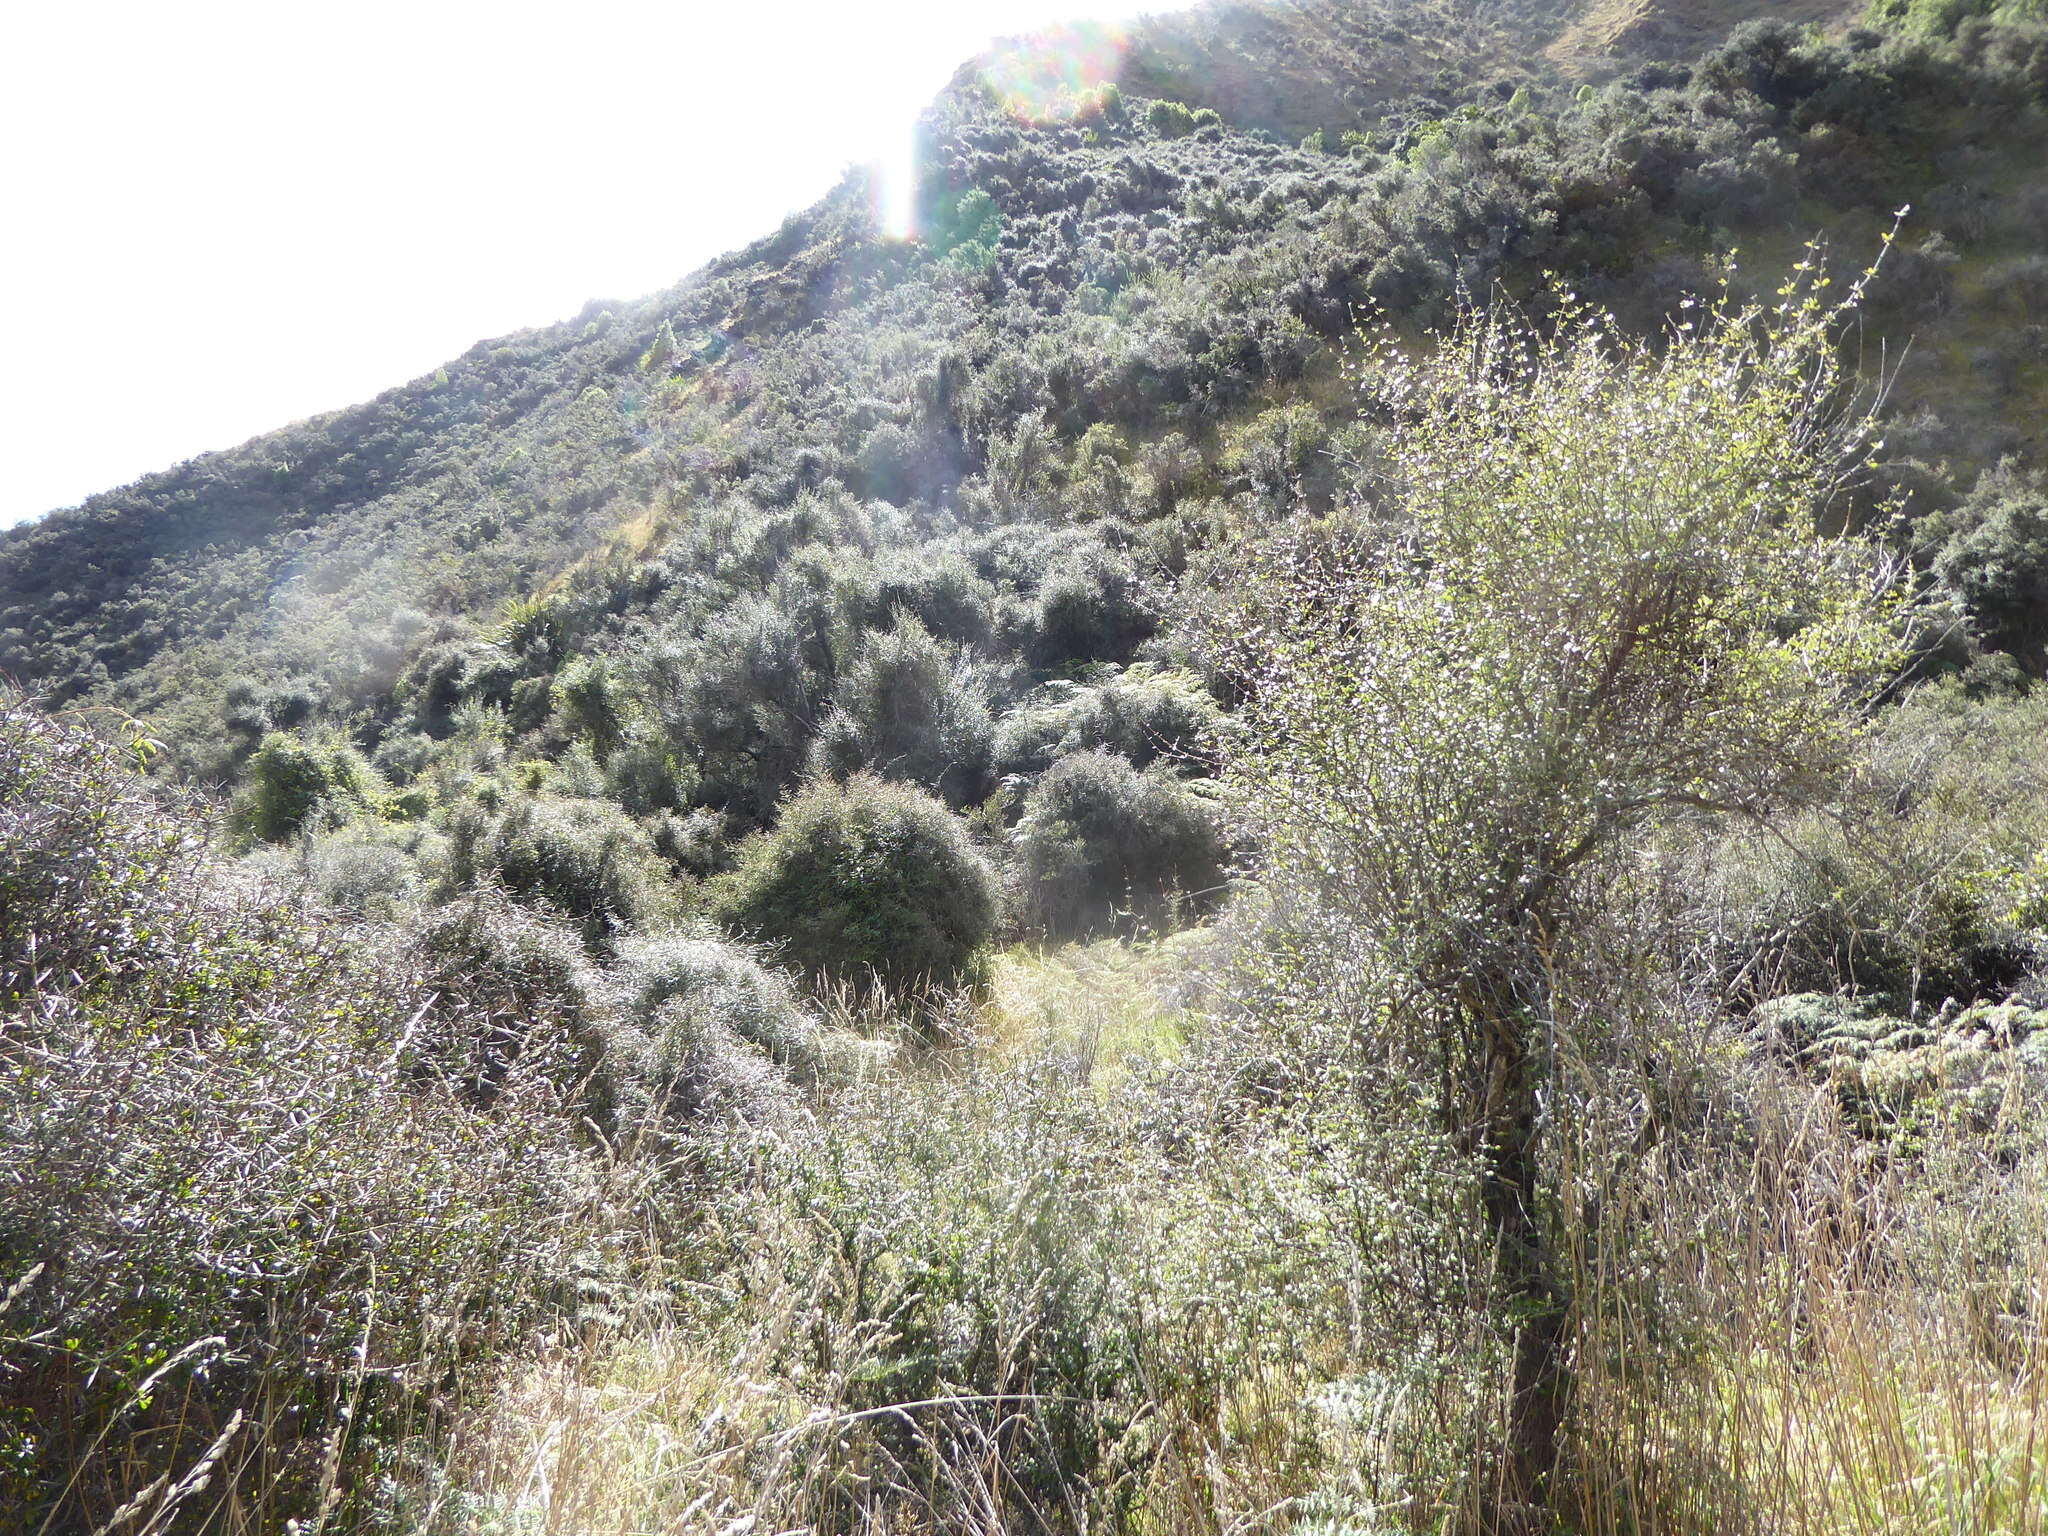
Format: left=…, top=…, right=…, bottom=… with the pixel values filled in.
left=880, top=21, right=1131, bottom=244
left=980, top=21, right=1129, bottom=125
left=879, top=130, right=918, bottom=242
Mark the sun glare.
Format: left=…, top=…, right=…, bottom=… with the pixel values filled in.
left=879, top=20, right=1130, bottom=244
left=882, top=126, right=921, bottom=241
left=981, top=20, right=1129, bottom=124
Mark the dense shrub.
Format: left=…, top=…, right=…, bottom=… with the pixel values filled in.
left=601, top=927, right=821, bottom=1122
left=809, top=614, right=997, bottom=808
left=1012, top=748, right=1229, bottom=939
left=646, top=592, right=841, bottom=823
left=709, top=774, right=1000, bottom=994
left=995, top=665, right=1224, bottom=776
left=866, top=549, right=998, bottom=648
left=738, top=1061, right=1158, bottom=1527
left=1932, top=460, right=2048, bottom=665
left=1869, top=0, right=2048, bottom=37
left=457, top=794, right=672, bottom=946
left=243, top=731, right=378, bottom=842
left=612, top=926, right=818, bottom=1067
left=554, top=654, right=628, bottom=760
left=0, top=701, right=600, bottom=1531
left=409, top=888, right=604, bottom=1100
left=1690, top=682, right=2048, bottom=1008
left=1029, top=549, right=1154, bottom=672
left=221, top=677, right=317, bottom=747
left=0, top=701, right=210, bottom=1011
left=300, top=827, right=422, bottom=914
left=1147, top=98, right=1196, bottom=138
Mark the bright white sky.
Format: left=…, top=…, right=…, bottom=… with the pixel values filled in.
left=0, top=0, right=1184, bottom=529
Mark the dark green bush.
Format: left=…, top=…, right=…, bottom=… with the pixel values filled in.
left=554, top=655, right=628, bottom=760
left=373, top=726, right=438, bottom=785
left=614, top=927, right=817, bottom=1066
left=1011, top=748, right=1229, bottom=940
left=243, top=731, right=377, bottom=843
left=995, top=666, right=1224, bottom=777
left=221, top=678, right=318, bottom=748
left=742, top=1061, right=1153, bottom=1528
left=1029, top=550, right=1154, bottom=673
left=648, top=592, right=842, bottom=823
left=0, top=698, right=197, bottom=1009
left=1868, top=0, right=2048, bottom=37
left=866, top=549, right=998, bottom=648
left=1932, top=460, right=2048, bottom=665
left=458, top=794, right=672, bottom=946
left=709, top=774, right=1000, bottom=994
left=301, top=829, right=421, bottom=915
left=1690, top=683, right=2048, bottom=1009
left=652, top=805, right=736, bottom=878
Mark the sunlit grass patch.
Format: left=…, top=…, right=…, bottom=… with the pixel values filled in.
left=979, top=931, right=1209, bottom=1082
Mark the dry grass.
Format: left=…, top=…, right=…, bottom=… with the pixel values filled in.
left=1563, top=1076, right=2048, bottom=1536
left=403, top=1013, right=2048, bottom=1536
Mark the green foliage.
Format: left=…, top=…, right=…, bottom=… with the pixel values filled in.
left=1221, top=403, right=1336, bottom=508
left=1694, top=681, right=2048, bottom=1007
left=1760, top=990, right=2048, bottom=1135
left=709, top=774, right=999, bottom=994
left=1868, top=0, right=2048, bottom=35
left=1030, top=549, right=1153, bottom=672
left=1011, top=748, right=1229, bottom=940
left=0, top=698, right=195, bottom=1009
left=299, top=826, right=424, bottom=915
left=1147, top=98, right=1196, bottom=138
left=30, top=11, right=2048, bottom=1532
left=243, top=731, right=377, bottom=843
left=927, top=186, right=1004, bottom=269
left=0, top=700, right=599, bottom=1530
left=601, top=927, right=821, bottom=1122
left=809, top=613, right=995, bottom=808
left=1194, top=275, right=1906, bottom=1500
left=1930, top=459, right=2048, bottom=665
left=995, top=665, right=1224, bottom=777
left=456, top=794, right=672, bottom=947
left=553, top=654, right=628, bottom=760
left=1204, top=278, right=1905, bottom=992
left=640, top=317, right=680, bottom=372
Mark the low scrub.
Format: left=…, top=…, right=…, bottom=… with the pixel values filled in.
left=0, top=698, right=616, bottom=1532
left=1011, top=748, right=1230, bottom=940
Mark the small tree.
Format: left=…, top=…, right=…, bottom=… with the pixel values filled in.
left=1196, top=277, right=1904, bottom=1517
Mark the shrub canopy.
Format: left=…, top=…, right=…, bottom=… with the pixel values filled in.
left=710, top=774, right=999, bottom=994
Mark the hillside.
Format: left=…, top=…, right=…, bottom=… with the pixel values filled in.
left=15, top=0, right=2042, bottom=768
left=7, top=3, right=2048, bottom=1533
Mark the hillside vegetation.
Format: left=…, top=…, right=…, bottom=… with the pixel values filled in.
left=6, top=2, right=2048, bottom=1533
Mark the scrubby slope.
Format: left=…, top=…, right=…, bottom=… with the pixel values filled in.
left=13, top=0, right=2037, bottom=766
left=9, top=6, right=2048, bottom=1532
